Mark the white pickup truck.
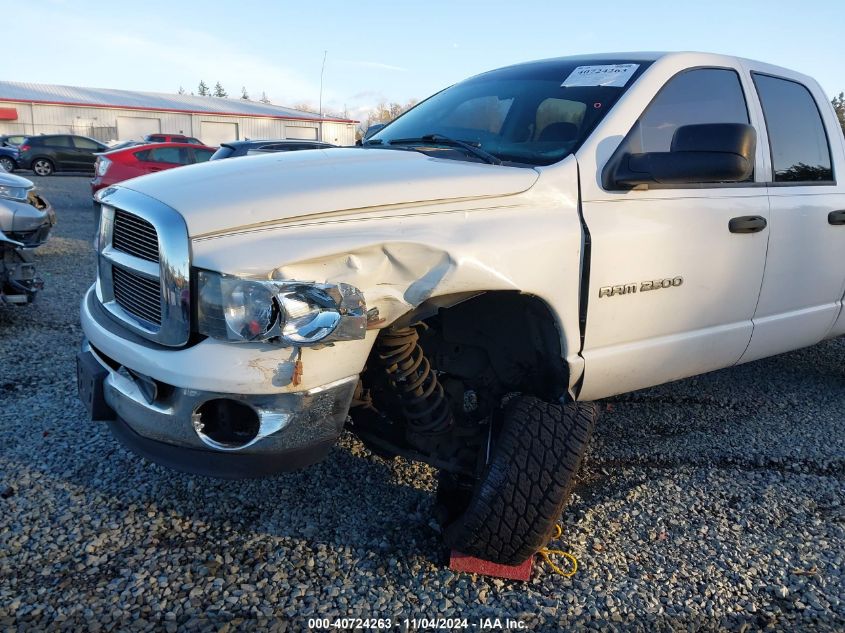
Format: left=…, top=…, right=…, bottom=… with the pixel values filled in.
left=78, top=52, right=845, bottom=564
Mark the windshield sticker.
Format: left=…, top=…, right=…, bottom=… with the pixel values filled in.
left=561, top=64, right=640, bottom=88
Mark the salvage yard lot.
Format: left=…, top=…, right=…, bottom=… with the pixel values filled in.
left=1, top=176, right=843, bottom=630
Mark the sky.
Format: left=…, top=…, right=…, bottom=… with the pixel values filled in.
left=7, top=0, right=845, bottom=122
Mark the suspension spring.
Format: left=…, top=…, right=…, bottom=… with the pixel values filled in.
left=376, top=326, right=453, bottom=435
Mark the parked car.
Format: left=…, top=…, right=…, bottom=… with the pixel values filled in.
left=78, top=52, right=845, bottom=565
left=106, top=140, right=147, bottom=152
left=0, top=146, right=18, bottom=172
left=91, top=142, right=216, bottom=196
left=17, top=135, right=108, bottom=176
left=363, top=123, right=386, bottom=141
left=0, top=171, right=55, bottom=304
left=143, top=133, right=203, bottom=145
left=0, top=134, right=26, bottom=147
left=209, top=139, right=335, bottom=160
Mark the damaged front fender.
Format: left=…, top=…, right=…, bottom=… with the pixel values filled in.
left=190, top=156, right=586, bottom=390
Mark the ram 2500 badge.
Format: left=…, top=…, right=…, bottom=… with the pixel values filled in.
left=78, top=52, right=845, bottom=564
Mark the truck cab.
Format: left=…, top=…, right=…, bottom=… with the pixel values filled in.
left=78, top=52, right=845, bottom=564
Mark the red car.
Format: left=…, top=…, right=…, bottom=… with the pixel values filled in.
left=91, top=142, right=216, bottom=196
left=143, top=133, right=204, bottom=144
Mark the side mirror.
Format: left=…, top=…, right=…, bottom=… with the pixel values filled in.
left=606, top=123, right=756, bottom=188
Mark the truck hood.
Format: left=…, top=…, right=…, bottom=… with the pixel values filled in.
left=118, top=148, right=539, bottom=238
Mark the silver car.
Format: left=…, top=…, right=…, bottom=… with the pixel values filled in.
left=0, top=171, right=55, bottom=304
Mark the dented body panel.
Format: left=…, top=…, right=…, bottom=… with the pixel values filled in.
left=189, top=155, right=585, bottom=388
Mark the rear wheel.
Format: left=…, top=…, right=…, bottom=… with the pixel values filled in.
left=438, top=395, right=597, bottom=564
left=32, top=158, right=53, bottom=176
left=0, top=156, right=14, bottom=172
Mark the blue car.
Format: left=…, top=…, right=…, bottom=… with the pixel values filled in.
left=0, top=145, right=18, bottom=173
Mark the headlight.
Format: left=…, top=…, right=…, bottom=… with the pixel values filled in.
left=96, top=157, right=111, bottom=177
left=0, top=183, right=30, bottom=202
left=197, top=270, right=366, bottom=346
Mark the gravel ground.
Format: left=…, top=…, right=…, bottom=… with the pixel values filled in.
left=1, top=175, right=843, bottom=631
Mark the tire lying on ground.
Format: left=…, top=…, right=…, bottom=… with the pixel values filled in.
left=438, top=396, right=597, bottom=565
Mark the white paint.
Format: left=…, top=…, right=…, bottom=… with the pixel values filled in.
left=285, top=126, right=318, bottom=140
left=576, top=191, right=769, bottom=398
left=199, top=120, right=238, bottom=146
left=120, top=147, right=539, bottom=238
left=739, top=304, right=840, bottom=364
left=116, top=116, right=160, bottom=141
left=736, top=56, right=845, bottom=357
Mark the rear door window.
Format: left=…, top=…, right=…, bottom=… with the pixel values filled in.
left=146, top=147, right=189, bottom=164
left=752, top=73, right=833, bottom=183
left=73, top=137, right=101, bottom=150
left=48, top=136, right=73, bottom=148
left=192, top=148, right=215, bottom=163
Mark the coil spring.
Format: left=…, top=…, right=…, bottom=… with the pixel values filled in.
left=377, top=326, right=453, bottom=435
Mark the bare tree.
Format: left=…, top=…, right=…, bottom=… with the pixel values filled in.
left=833, top=92, right=845, bottom=135
left=292, top=102, right=317, bottom=113
left=241, top=87, right=250, bottom=100
left=177, top=86, right=185, bottom=95
left=259, top=92, right=271, bottom=104
left=361, top=98, right=418, bottom=134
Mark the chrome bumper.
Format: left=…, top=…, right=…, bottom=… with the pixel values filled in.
left=81, top=341, right=357, bottom=476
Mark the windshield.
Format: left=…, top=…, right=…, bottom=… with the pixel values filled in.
left=368, top=59, right=650, bottom=166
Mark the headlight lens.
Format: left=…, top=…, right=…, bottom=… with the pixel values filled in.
left=96, top=157, right=111, bottom=177
left=0, top=183, right=30, bottom=202
left=222, top=279, right=279, bottom=341
left=197, top=270, right=366, bottom=346
left=278, top=285, right=344, bottom=344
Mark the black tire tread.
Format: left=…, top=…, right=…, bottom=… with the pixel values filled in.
left=443, top=396, right=597, bottom=564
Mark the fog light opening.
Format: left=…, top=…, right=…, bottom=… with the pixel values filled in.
left=192, top=399, right=260, bottom=450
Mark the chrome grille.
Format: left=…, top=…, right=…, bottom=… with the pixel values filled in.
left=112, top=266, right=162, bottom=325
left=95, top=187, right=191, bottom=347
left=113, top=209, right=159, bottom=262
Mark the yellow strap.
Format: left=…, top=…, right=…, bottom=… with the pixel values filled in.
left=538, top=524, right=578, bottom=577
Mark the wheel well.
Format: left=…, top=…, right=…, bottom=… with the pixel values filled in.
left=352, top=291, right=568, bottom=471
left=403, top=290, right=568, bottom=403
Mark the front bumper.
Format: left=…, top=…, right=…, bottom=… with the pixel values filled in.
left=79, top=341, right=357, bottom=478
left=0, top=194, right=55, bottom=248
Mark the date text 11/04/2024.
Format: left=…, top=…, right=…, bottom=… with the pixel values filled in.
left=307, top=617, right=528, bottom=630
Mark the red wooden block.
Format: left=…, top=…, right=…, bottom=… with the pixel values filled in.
left=449, top=550, right=534, bottom=581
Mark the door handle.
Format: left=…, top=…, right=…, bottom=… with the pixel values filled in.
left=729, top=215, right=767, bottom=234
left=829, top=210, right=845, bottom=225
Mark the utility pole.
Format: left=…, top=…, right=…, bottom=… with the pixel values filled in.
left=318, top=50, right=327, bottom=116
left=318, top=50, right=327, bottom=141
